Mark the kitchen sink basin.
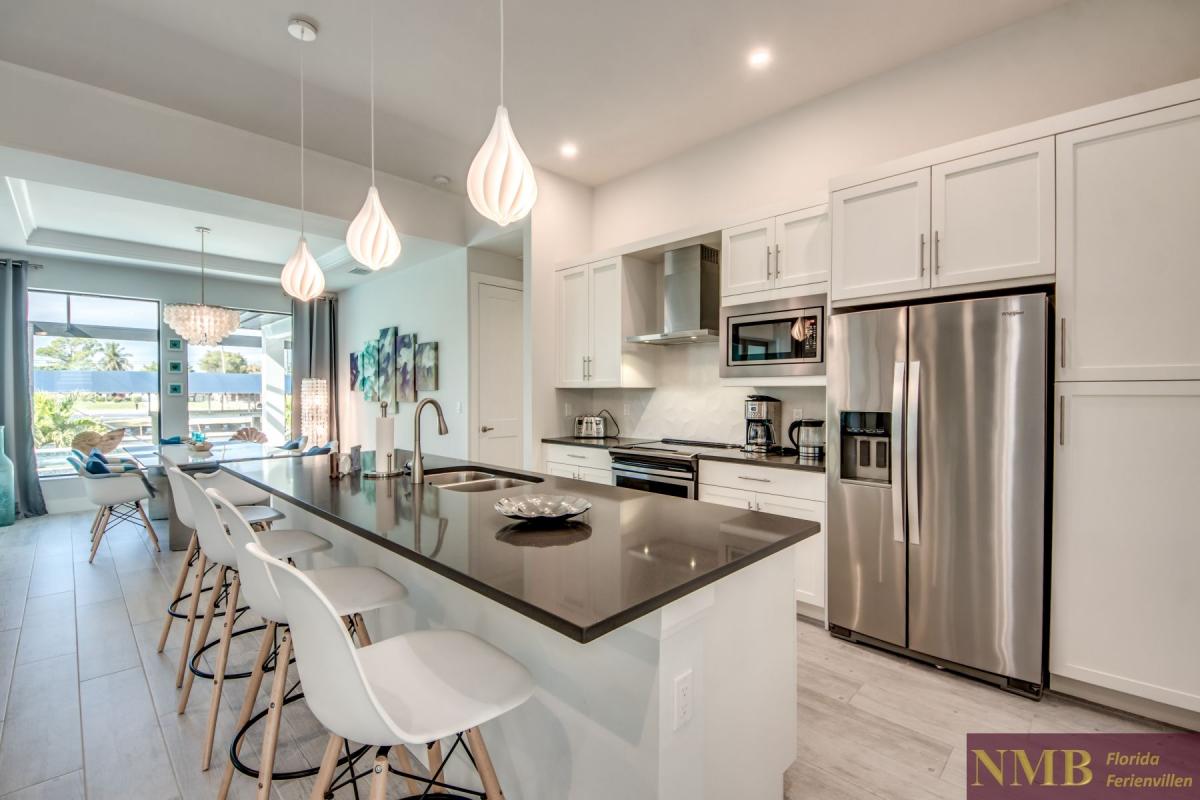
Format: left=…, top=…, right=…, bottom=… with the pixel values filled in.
left=425, top=470, right=496, bottom=486
left=438, top=477, right=535, bottom=493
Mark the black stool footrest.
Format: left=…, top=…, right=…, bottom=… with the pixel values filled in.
left=229, top=692, right=370, bottom=782
left=188, top=621, right=267, bottom=681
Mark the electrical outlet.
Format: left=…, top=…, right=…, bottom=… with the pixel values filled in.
left=456, top=401, right=463, bottom=414
left=792, top=407, right=804, bottom=421
left=623, top=402, right=632, bottom=418
left=673, top=670, right=693, bottom=730
left=564, top=401, right=574, bottom=417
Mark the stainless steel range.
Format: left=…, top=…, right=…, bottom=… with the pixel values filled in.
left=609, top=439, right=744, bottom=499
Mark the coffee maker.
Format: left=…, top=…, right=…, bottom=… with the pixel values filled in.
left=744, top=395, right=782, bottom=453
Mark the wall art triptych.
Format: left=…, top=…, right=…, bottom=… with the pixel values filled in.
left=349, top=326, right=439, bottom=409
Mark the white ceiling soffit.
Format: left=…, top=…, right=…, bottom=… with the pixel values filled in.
left=0, top=0, right=1072, bottom=187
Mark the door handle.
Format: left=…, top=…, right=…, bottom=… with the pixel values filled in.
left=480, top=426, right=494, bottom=433
left=774, top=243, right=781, bottom=279
left=746, top=499, right=753, bottom=510
left=906, top=360, right=921, bottom=546
left=934, top=230, right=941, bottom=274
left=891, top=361, right=905, bottom=543
left=918, top=233, right=926, bottom=276
left=566, top=453, right=586, bottom=459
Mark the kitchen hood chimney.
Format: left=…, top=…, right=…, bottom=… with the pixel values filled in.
left=626, top=244, right=720, bottom=345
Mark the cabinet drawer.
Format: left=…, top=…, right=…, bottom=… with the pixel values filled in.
left=543, top=444, right=612, bottom=470
left=698, top=461, right=825, bottom=501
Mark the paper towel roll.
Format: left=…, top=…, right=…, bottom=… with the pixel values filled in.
left=375, top=416, right=395, bottom=474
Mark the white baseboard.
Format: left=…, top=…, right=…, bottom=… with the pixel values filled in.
left=46, top=497, right=93, bottom=515
left=1051, top=673, right=1200, bottom=732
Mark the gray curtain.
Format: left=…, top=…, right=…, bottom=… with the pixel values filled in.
left=291, top=296, right=339, bottom=445
left=1, top=259, right=47, bottom=518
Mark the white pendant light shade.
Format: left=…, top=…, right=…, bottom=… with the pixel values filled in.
left=346, top=186, right=402, bottom=270
left=467, top=105, right=538, bottom=227
left=281, top=236, right=326, bottom=301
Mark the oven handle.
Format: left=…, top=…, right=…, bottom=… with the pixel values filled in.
left=612, top=464, right=696, bottom=485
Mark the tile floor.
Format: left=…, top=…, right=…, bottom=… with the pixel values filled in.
left=0, top=511, right=1177, bottom=799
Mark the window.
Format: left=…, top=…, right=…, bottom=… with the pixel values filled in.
left=187, top=311, right=292, bottom=443
left=28, top=291, right=160, bottom=477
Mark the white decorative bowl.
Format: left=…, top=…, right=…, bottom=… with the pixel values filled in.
left=494, top=494, right=592, bottom=523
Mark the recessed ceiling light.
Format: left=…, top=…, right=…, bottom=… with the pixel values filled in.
left=287, top=17, right=319, bottom=43
left=560, top=142, right=579, bottom=159
left=432, top=174, right=451, bottom=187
left=748, top=47, right=772, bottom=69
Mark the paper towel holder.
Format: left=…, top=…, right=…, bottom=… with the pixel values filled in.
left=363, top=401, right=404, bottom=479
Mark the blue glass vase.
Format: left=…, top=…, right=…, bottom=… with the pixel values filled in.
left=0, top=426, right=15, bottom=527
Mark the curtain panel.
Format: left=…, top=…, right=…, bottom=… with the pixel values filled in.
left=0, top=259, right=47, bottom=518
left=291, top=296, right=340, bottom=445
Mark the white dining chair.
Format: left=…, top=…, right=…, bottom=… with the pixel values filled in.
left=73, top=463, right=159, bottom=563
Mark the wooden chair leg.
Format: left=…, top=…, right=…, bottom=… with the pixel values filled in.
left=256, top=630, right=292, bottom=800
left=175, top=551, right=208, bottom=686
left=88, top=507, right=112, bottom=563
left=352, top=612, right=373, bottom=646
left=179, top=565, right=226, bottom=712
left=309, top=734, right=344, bottom=800
left=137, top=501, right=161, bottom=552
left=158, top=532, right=198, bottom=653
left=218, top=621, right=276, bottom=800
left=89, top=507, right=103, bottom=540
left=427, top=740, right=447, bottom=793
left=465, top=727, right=505, bottom=800
left=201, top=573, right=240, bottom=770
left=390, top=746, right=423, bottom=795
left=369, top=752, right=391, bottom=800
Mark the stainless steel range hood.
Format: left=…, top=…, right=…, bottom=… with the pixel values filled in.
left=626, top=244, right=720, bottom=345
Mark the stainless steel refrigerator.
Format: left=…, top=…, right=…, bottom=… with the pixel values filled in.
left=826, top=293, right=1049, bottom=696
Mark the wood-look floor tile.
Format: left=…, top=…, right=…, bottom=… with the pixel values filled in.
left=117, top=566, right=171, bottom=626
left=0, top=629, right=18, bottom=722
left=77, top=597, right=140, bottom=681
left=0, top=770, right=84, bottom=800
left=785, top=757, right=885, bottom=800
left=0, top=577, right=29, bottom=632
left=81, top=667, right=179, bottom=800
left=72, top=557, right=124, bottom=607
left=14, top=591, right=75, bottom=665
left=0, top=545, right=35, bottom=582
left=0, top=654, right=81, bottom=796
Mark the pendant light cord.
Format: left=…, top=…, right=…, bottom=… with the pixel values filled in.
left=299, top=42, right=307, bottom=237
left=499, top=0, right=505, bottom=106
left=369, top=0, right=376, bottom=186
left=199, top=228, right=206, bottom=305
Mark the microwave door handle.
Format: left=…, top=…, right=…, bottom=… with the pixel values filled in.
left=906, top=360, right=921, bottom=546
left=891, top=361, right=905, bottom=543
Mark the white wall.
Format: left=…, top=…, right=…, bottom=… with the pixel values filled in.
left=590, top=0, right=1200, bottom=249
left=338, top=250, right=471, bottom=459
left=467, top=248, right=522, bottom=283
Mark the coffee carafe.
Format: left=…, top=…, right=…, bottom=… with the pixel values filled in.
left=744, top=395, right=782, bottom=453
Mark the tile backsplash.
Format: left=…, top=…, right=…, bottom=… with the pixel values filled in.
left=560, top=342, right=825, bottom=445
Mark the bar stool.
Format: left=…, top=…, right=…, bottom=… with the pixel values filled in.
left=247, top=542, right=535, bottom=799
left=70, top=459, right=160, bottom=562
left=158, top=463, right=287, bottom=685
left=168, top=467, right=331, bottom=768
left=206, top=489, right=410, bottom=799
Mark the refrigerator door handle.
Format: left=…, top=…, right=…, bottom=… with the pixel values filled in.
left=891, top=361, right=906, bottom=543
left=906, top=360, right=921, bottom=546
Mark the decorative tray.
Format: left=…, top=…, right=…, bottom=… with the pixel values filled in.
left=494, top=494, right=592, bottom=523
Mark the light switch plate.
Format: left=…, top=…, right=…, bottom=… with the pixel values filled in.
left=792, top=407, right=804, bottom=421
left=673, top=670, right=693, bottom=730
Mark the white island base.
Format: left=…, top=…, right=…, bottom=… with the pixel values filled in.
left=281, top=500, right=799, bottom=800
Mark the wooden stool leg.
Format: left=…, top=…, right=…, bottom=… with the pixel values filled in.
left=137, top=501, right=161, bottom=551
left=369, top=752, right=390, bottom=800
left=256, top=630, right=292, bottom=800
left=390, top=746, right=423, bottom=795
left=179, top=565, right=226, bottom=712
left=309, top=734, right=345, bottom=800
left=158, top=532, right=198, bottom=653
left=88, top=507, right=112, bottom=563
left=175, top=551, right=208, bottom=686
left=427, top=740, right=447, bottom=793
left=201, top=573, right=240, bottom=770
left=89, top=508, right=103, bottom=540
left=352, top=612, right=373, bottom=646
left=465, top=727, right=505, bottom=799
left=218, top=621, right=276, bottom=800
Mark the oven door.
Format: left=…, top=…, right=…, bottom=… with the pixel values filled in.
left=719, top=295, right=826, bottom=378
left=611, top=460, right=696, bottom=499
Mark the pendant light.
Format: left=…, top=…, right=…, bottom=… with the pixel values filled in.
left=163, top=227, right=241, bottom=346
left=281, top=17, right=326, bottom=302
left=467, top=0, right=538, bottom=227
left=346, top=1, right=402, bottom=270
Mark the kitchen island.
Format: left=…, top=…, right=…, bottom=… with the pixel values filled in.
left=223, top=451, right=819, bottom=800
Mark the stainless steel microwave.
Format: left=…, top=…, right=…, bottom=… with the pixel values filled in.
left=719, top=294, right=826, bottom=378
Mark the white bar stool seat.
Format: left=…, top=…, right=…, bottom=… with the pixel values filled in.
left=251, top=527, right=332, bottom=560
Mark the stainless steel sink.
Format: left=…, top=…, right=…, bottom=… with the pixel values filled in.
left=438, top=477, right=535, bottom=493
left=425, top=470, right=495, bottom=486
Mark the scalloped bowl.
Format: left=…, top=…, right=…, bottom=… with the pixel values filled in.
left=494, top=494, right=592, bottom=523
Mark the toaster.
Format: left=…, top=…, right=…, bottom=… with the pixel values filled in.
left=574, top=414, right=608, bottom=439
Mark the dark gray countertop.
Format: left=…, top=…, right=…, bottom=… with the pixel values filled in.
left=223, top=450, right=819, bottom=643
left=696, top=450, right=826, bottom=473
left=541, top=436, right=654, bottom=450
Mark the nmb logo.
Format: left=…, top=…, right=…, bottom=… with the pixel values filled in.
left=970, top=748, right=1094, bottom=788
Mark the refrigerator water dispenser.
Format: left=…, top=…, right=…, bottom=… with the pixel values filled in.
left=840, top=411, right=891, bottom=484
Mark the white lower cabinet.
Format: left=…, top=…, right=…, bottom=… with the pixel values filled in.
left=698, top=464, right=827, bottom=619
left=543, top=444, right=613, bottom=485
left=1050, top=381, right=1200, bottom=713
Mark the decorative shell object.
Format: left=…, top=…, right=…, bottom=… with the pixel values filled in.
left=281, top=236, right=326, bottom=301
left=71, top=429, right=125, bottom=455
left=467, top=105, right=538, bottom=227
left=494, top=494, right=591, bottom=522
left=346, top=186, right=402, bottom=270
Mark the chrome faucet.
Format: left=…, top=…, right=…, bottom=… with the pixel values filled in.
left=410, top=398, right=449, bottom=484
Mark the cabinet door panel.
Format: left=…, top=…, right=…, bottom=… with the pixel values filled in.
left=931, top=138, right=1054, bottom=287
left=544, top=462, right=579, bottom=480
left=697, top=484, right=755, bottom=510
left=755, top=494, right=826, bottom=613
left=588, top=260, right=622, bottom=385
left=776, top=206, right=830, bottom=290
left=1051, top=382, right=1200, bottom=712
left=556, top=265, right=590, bottom=386
left=1057, top=101, right=1200, bottom=381
left=721, top=219, right=775, bottom=297
left=831, top=169, right=930, bottom=301
left=578, top=466, right=613, bottom=485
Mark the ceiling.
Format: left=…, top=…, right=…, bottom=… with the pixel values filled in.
left=0, top=0, right=1072, bottom=188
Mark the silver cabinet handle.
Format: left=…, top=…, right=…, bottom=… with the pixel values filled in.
left=480, top=425, right=494, bottom=433
left=566, top=453, right=586, bottom=459
left=906, top=360, right=921, bottom=546
left=1060, top=318, right=1067, bottom=370
left=1059, top=395, right=1066, bottom=447
left=774, top=243, right=781, bottom=279
left=918, top=233, right=926, bottom=276
left=737, top=475, right=771, bottom=483
left=755, top=501, right=762, bottom=512
left=934, top=230, right=941, bottom=274
left=746, top=499, right=753, bottom=510
left=891, top=361, right=905, bottom=543
left=765, top=244, right=771, bottom=280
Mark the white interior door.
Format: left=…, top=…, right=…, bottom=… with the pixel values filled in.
left=556, top=265, right=590, bottom=386
left=721, top=219, right=775, bottom=297
left=931, top=137, right=1054, bottom=287
left=831, top=168, right=930, bottom=301
left=775, top=205, right=830, bottom=290
left=473, top=279, right=524, bottom=469
left=588, top=259, right=622, bottom=385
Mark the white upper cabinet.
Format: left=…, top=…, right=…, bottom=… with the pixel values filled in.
left=721, top=219, right=774, bottom=297
left=831, top=169, right=930, bottom=301
left=588, top=259, right=622, bottom=384
left=1056, top=101, right=1200, bottom=381
left=557, top=264, right=590, bottom=387
left=774, top=206, right=830, bottom=290
left=931, top=138, right=1054, bottom=288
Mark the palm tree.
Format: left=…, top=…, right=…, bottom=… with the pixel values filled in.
left=97, top=342, right=132, bottom=372
left=32, top=393, right=102, bottom=448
